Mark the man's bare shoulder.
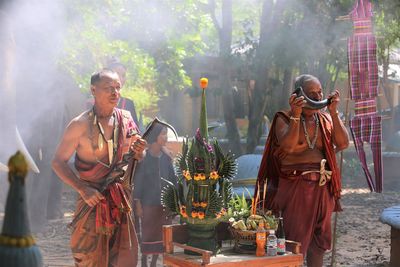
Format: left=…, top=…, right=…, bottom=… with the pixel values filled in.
left=66, top=110, right=90, bottom=133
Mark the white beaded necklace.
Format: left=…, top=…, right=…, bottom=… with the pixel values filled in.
left=301, top=114, right=319, bottom=149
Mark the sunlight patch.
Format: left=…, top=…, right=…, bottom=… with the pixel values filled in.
left=342, top=188, right=371, bottom=195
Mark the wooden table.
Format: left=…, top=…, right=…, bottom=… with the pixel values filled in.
left=163, top=224, right=303, bottom=267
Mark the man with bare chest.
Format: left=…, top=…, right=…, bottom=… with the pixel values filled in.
left=255, top=74, right=349, bottom=267
left=52, top=69, right=146, bottom=267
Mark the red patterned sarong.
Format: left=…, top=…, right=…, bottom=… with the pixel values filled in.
left=70, top=108, right=139, bottom=267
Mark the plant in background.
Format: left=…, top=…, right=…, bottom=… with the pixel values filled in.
left=161, top=77, right=237, bottom=252
left=226, top=190, right=277, bottom=232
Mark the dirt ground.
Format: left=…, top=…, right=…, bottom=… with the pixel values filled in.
left=1, top=154, right=399, bottom=267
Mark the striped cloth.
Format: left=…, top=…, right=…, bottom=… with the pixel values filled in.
left=354, top=98, right=377, bottom=116
left=347, top=0, right=379, bottom=100
left=349, top=114, right=383, bottom=192
left=349, top=0, right=372, bottom=19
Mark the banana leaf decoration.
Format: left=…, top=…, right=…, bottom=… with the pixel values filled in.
left=161, top=77, right=237, bottom=222
left=160, top=178, right=179, bottom=215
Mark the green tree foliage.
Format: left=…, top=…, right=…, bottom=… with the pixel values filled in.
left=57, top=0, right=400, bottom=151
left=245, top=0, right=400, bottom=153
left=59, top=0, right=212, bottom=117
left=373, top=0, right=400, bottom=105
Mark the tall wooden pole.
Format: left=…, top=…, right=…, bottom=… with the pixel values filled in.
left=331, top=78, right=351, bottom=267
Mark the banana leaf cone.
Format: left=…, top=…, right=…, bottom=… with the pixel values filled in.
left=161, top=78, right=238, bottom=255
left=199, top=78, right=209, bottom=142
left=0, top=152, right=43, bottom=267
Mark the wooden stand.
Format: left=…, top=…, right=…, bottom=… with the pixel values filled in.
left=163, top=224, right=303, bottom=267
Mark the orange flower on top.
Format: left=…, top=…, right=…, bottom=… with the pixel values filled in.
left=192, top=202, right=200, bottom=208
left=200, top=78, right=208, bottom=89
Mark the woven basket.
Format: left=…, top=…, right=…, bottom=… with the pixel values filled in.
left=229, top=227, right=257, bottom=244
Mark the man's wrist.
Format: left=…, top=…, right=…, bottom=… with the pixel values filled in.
left=330, top=110, right=339, bottom=116
left=289, top=116, right=300, bottom=122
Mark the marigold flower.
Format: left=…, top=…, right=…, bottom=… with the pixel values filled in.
left=198, top=211, right=205, bottom=219
left=180, top=206, right=188, bottom=218
left=200, top=78, right=208, bottom=89
left=209, top=171, right=220, bottom=180
left=194, top=173, right=206, bottom=181
left=183, top=170, right=192, bottom=180
left=194, top=173, right=201, bottom=181
left=192, top=202, right=200, bottom=208
left=191, top=211, right=198, bottom=218
left=200, top=202, right=208, bottom=208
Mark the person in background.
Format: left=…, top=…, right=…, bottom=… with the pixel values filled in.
left=255, top=74, right=349, bottom=267
left=52, top=69, right=146, bottom=267
left=107, top=59, right=140, bottom=127
left=86, top=58, right=140, bottom=128
left=133, top=122, right=177, bottom=267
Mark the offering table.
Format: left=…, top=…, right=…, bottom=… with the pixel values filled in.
left=163, top=224, right=303, bottom=267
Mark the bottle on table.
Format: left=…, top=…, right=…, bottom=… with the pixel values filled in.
left=276, top=212, right=286, bottom=255
left=256, top=221, right=266, bottom=257
left=266, top=229, right=277, bottom=256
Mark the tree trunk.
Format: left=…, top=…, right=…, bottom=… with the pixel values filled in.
left=381, top=46, right=396, bottom=135
left=382, top=47, right=392, bottom=109
left=279, top=67, right=293, bottom=110
left=210, top=0, right=242, bottom=156
left=246, top=0, right=285, bottom=153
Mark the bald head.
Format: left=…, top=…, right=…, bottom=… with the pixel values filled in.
left=294, top=74, right=319, bottom=91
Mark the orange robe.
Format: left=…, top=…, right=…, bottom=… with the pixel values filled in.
left=254, top=111, right=342, bottom=255
left=70, top=108, right=139, bottom=267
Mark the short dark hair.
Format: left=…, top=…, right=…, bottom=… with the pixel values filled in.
left=90, top=68, right=117, bottom=85
left=294, top=74, right=319, bottom=91
left=146, top=123, right=167, bottom=144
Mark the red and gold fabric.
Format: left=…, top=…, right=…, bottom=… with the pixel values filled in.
left=71, top=108, right=139, bottom=267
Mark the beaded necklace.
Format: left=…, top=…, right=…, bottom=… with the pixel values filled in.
left=89, top=107, right=119, bottom=168
left=301, top=114, right=319, bottom=149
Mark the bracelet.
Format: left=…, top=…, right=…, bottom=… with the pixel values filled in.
left=331, top=110, right=339, bottom=116
left=289, top=116, right=300, bottom=122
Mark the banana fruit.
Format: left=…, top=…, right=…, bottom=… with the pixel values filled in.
left=230, top=214, right=277, bottom=231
